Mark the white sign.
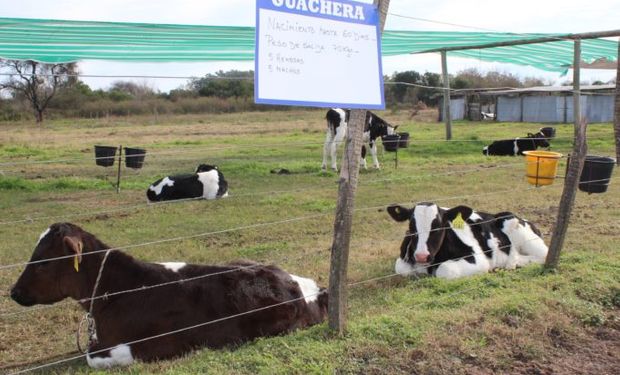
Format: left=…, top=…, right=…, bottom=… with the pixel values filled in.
left=255, top=0, right=385, bottom=109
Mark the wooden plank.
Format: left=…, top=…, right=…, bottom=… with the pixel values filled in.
left=416, top=29, right=620, bottom=54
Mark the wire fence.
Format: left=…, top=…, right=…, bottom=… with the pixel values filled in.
left=2, top=166, right=597, bottom=271
left=1, top=178, right=615, bottom=322
left=1, top=7, right=618, bottom=373
left=0, top=160, right=530, bottom=226
left=1, top=131, right=600, bottom=169
left=8, top=215, right=618, bottom=374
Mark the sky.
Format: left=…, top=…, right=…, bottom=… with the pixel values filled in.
left=2, top=0, right=618, bottom=92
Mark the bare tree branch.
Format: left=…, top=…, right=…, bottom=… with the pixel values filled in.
left=0, top=59, right=76, bottom=123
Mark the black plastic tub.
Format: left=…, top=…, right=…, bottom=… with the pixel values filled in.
left=94, top=145, right=117, bottom=167
left=382, top=134, right=400, bottom=152
left=124, top=147, right=147, bottom=169
left=397, top=132, right=410, bottom=148
left=579, top=155, right=615, bottom=194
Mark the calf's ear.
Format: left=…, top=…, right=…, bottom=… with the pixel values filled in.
left=444, top=206, right=474, bottom=224
left=63, top=236, right=83, bottom=268
left=387, top=205, right=412, bottom=222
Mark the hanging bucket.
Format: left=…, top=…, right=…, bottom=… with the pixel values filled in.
left=382, top=134, right=400, bottom=152
left=579, top=155, right=615, bottom=194
left=523, top=150, right=563, bottom=187
left=397, top=132, right=410, bottom=148
left=124, top=147, right=146, bottom=169
left=94, top=145, right=117, bottom=167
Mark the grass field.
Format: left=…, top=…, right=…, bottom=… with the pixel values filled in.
left=0, top=109, right=618, bottom=374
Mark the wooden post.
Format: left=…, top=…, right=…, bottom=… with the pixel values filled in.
left=614, top=37, right=620, bottom=165
left=328, top=0, right=390, bottom=334
left=545, top=39, right=587, bottom=269
left=441, top=50, right=452, bottom=140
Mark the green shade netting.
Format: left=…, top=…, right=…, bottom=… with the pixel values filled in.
left=0, top=17, right=617, bottom=72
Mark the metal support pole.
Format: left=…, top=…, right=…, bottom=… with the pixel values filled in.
left=395, top=145, right=398, bottom=169
left=573, top=39, right=582, bottom=126
left=115, top=145, right=122, bottom=194
left=328, top=0, right=390, bottom=335
left=441, top=50, right=452, bottom=140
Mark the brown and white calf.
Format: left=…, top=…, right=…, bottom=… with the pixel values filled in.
left=387, top=203, right=548, bottom=279
left=322, top=108, right=398, bottom=171
left=10, top=223, right=328, bottom=368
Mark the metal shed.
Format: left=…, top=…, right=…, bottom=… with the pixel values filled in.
left=482, top=84, right=615, bottom=123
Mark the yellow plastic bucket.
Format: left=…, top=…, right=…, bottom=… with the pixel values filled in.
left=523, top=150, right=563, bottom=186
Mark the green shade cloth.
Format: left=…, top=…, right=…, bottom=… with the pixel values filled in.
left=0, top=17, right=617, bottom=72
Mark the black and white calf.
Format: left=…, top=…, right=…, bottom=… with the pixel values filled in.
left=322, top=108, right=398, bottom=171
left=387, top=202, right=548, bottom=279
left=146, top=164, right=228, bottom=202
left=482, top=128, right=553, bottom=156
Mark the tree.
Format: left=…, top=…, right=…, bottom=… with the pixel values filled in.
left=191, top=70, right=254, bottom=98
left=390, top=70, right=422, bottom=103
left=0, top=59, right=77, bottom=123
left=109, top=80, right=156, bottom=99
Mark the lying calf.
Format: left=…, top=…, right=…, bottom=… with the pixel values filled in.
left=482, top=128, right=552, bottom=156
left=11, top=223, right=328, bottom=368
left=147, top=164, right=228, bottom=202
left=387, top=202, right=548, bottom=279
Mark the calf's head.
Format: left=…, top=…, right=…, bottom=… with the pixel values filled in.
left=367, top=112, right=398, bottom=137
left=195, top=164, right=218, bottom=173
left=387, top=203, right=474, bottom=273
left=539, top=127, right=556, bottom=140
left=11, top=223, right=102, bottom=307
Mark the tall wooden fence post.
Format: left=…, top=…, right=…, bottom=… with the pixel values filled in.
left=441, top=50, right=452, bottom=140
left=614, top=37, right=620, bottom=165
left=328, top=0, right=390, bottom=334
left=545, top=39, right=587, bottom=269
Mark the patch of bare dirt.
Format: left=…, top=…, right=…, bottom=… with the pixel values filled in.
left=406, top=310, right=620, bottom=375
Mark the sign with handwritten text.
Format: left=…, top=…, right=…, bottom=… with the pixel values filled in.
left=255, top=0, right=385, bottom=109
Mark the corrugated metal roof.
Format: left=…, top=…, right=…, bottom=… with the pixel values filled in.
left=481, top=84, right=615, bottom=95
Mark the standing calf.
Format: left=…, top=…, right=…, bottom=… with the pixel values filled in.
left=10, top=223, right=328, bottom=368
left=387, top=202, right=548, bottom=279
left=322, top=108, right=398, bottom=171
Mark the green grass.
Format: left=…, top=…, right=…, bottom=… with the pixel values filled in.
left=0, top=109, right=618, bottom=374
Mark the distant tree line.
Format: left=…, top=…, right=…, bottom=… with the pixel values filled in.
left=0, top=59, right=613, bottom=123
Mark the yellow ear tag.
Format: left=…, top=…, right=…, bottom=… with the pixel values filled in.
left=74, top=256, right=79, bottom=272
left=452, top=212, right=465, bottom=229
